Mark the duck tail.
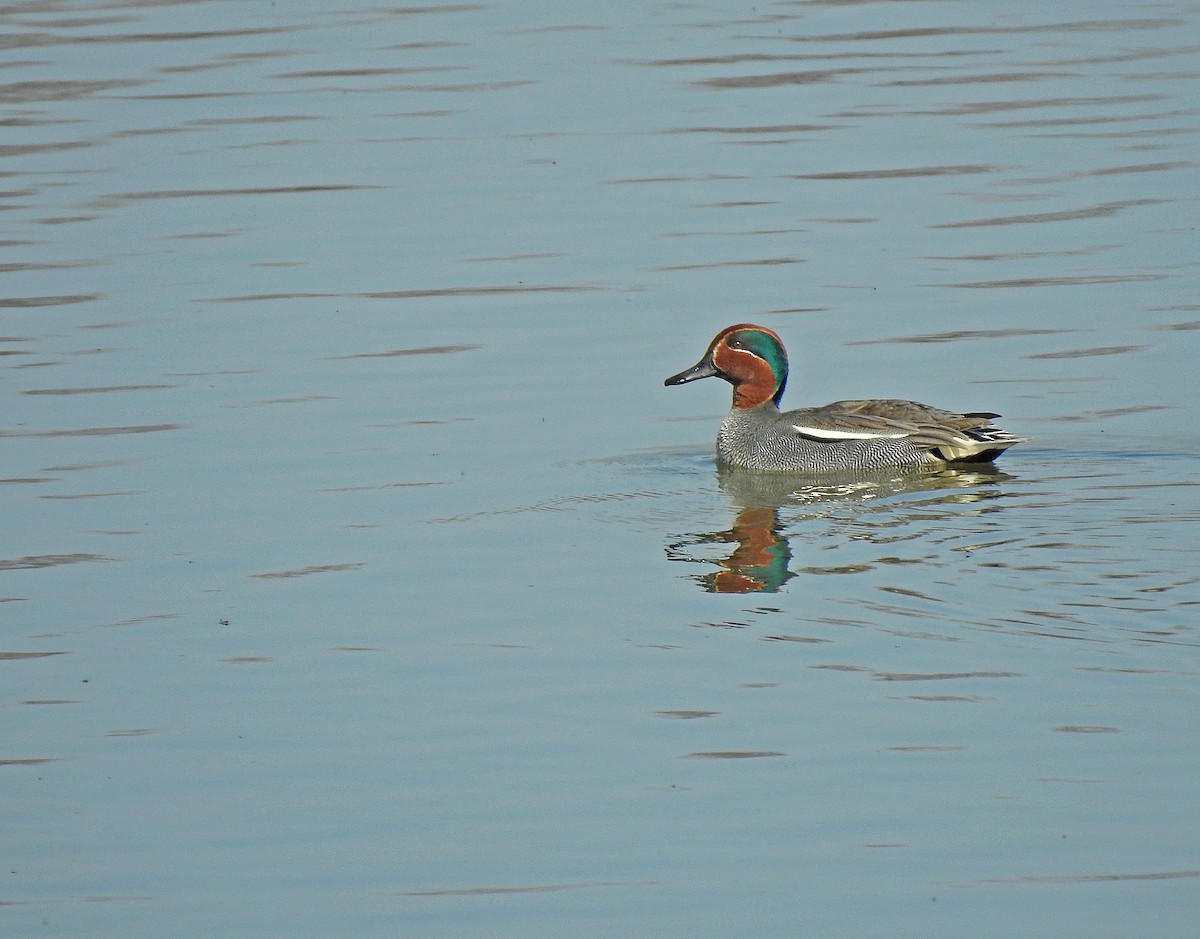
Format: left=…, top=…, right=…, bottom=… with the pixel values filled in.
left=932, top=426, right=1029, bottom=464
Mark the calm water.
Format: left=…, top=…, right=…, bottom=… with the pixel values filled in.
left=3, top=2, right=1199, bottom=936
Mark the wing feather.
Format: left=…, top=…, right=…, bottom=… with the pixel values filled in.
left=784, top=399, right=1026, bottom=458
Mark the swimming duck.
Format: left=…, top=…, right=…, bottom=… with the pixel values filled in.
left=665, top=323, right=1027, bottom=473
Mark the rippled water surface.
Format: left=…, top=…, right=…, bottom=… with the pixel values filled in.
left=3, top=2, right=1199, bottom=937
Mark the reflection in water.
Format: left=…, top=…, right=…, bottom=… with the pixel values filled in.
left=668, top=464, right=1012, bottom=593
left=667, top=502, right=794, bottom=593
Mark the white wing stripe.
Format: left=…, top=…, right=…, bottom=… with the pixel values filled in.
left=792, top=424, right=908, bottom=441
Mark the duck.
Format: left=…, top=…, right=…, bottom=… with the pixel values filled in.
left=665, top=323, right=1027, bottom=473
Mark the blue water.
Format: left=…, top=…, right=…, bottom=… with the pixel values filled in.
left=3, top=2, right=1199, bottom=937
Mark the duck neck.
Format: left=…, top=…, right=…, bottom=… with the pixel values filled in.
left=732, top=373, right=785, bottom=410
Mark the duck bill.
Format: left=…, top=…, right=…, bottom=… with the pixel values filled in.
left=664, top=357, right=720, bottom=386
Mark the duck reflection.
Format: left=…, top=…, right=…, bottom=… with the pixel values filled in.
left=669, top=501, right=796, bottom=593
left=667, top=464, right=1014, bottom=593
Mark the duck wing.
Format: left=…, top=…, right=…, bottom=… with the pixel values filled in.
left=785, top=399, right=1027, bottom=461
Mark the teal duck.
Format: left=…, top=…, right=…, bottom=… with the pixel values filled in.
left=665, top=323, right=1027, bottom=473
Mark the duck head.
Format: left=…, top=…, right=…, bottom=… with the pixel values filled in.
left=664, top=323, right=788, bottom=408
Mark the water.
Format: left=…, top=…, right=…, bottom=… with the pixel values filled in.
left=3, top=2, right=1199, bottom=936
